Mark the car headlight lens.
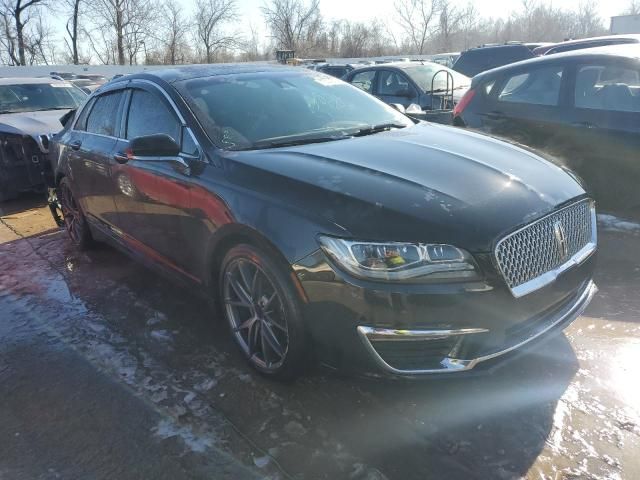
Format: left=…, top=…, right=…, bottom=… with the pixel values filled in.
left=318, top=236, right=478, bottom=282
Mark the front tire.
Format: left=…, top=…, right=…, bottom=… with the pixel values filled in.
left=58, top=177, right=93, bottom=249
left=220, top=244, right=308, bottom=380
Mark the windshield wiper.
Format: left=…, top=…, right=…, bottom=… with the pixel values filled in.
left=351, top=123, right=407, bottom=137
left=250, top=134, right=353, bottom=150
left=30, top=107, right=73, bottom=111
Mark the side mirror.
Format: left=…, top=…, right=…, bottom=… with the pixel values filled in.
left=389, top=103, right=406, bottom=114
left=129, top=134, right=180, bottom=157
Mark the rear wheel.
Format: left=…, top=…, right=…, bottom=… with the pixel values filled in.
left=220, top=244, right=307, bottom=380
left=58, top=177, right=93, bottom=249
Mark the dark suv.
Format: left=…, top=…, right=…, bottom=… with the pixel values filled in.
left=453, top=45, right=640, bottom=211
left=50, top=65, right=597, bottom=379
left=453, top=44, right=535, bottom=77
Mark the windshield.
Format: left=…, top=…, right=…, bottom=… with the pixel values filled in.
left=403, top=64, right=470, bottom=92
left=176, top=71, right=413, bottom=150
left=0, top=83, right=87, bottom=114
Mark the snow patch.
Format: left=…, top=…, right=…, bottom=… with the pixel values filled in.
left=597, top=214, right=640, bottom=233
left=152, top=419, right=214, bottom=453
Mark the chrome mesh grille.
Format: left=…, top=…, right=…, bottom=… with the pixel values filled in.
left=495, top=200, right=594, bottom=292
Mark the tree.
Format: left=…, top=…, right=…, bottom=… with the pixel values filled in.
left=1, top=0, right=47, bottom=65
left=625, top=0, right=640, bottom=14
left=90, top=0, right=158, bottom=65
left=394, top=0, right=439, bottom=54
left=194, top=0, right=237, bottom=63
left=435, top=0, right=467, bottom=52
left=63, top=0, right=81, bottom=64
left=262, top=0, right=322, bottom=54
left=162, top=0, right=191, bottom=64
left=571, top=0, right=606, bottom=38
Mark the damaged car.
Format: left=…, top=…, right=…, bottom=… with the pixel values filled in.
left=0, top=77, right=87, bottom=202
left=50, top=65, right=597, bottom=380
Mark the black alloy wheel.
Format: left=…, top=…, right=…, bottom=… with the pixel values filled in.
left=58, top=177, right=92, bottom=249
left=220, top=244, right=307, bottom=380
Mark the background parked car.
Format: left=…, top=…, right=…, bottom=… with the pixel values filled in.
left=344, top=62, right=470, bottom=120
left=50, top=72, right=77, bottom=81
left=316, top=63, right=354, bottom=78
left=452, top=44, right=535, bottom=77
left=71, top=78, right=101, bottom=94
left=429, top=52, right=460, bottom=68
left=452, top=44, right=640, bottom=211
left=76, top=74, right=108, bottom=85
left=533, top=34, right=640, bottom=56
left=0, top=78, right=87, bottom=201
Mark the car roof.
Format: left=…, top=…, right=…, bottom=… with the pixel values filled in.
left=111, top=63, right=300, bottom=85
left=462, top=44, right=532, bottom=53
left=350, top=61, right=447, bottom=71
left=0, top=77, right=69, bottom=85
left=542, top=34, right=640, bottom=49
left=473, top=44, right=640, bottom=83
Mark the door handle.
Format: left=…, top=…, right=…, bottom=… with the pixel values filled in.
left=70, top=140, right=82, bottom=151
left=113, top=152, right=129, bottom=164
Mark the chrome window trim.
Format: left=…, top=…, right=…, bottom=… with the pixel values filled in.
left=357, top=279, right=597, bottom=375
left=133, top=79, right=186, bottom=124
left=494, top=199, right=597, bottom=298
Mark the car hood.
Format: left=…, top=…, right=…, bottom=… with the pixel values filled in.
left=0, top=109, right=69, bottom=136
left=226, top=123, right=586, bottom=252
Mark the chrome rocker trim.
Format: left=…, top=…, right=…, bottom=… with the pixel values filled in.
left=357, top=279, right=598, bottom=375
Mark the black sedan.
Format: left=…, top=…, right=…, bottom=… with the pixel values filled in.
left=453, top=45, right=640, bottom=211
left=49, top=65, right=597, bottom=379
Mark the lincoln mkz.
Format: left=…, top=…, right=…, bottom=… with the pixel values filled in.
left=48, top=65, right=597, bottom=379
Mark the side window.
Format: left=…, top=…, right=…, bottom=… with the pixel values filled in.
left=483, top=80, right=496, bottom=95
left=350, top=71, right=376, bottom=93
left=126, top=89, right=181, bottom=144
left=377, top=71, right=413, bottom=96
left=497, top=66, right=564, bottom=106
left=575, top=64, right=640, bottom=113
left=73, top=97, right=96, bottom=131
left=181, top=128, right=199, bottom=156
left=85, top=92, right=123, bottom=136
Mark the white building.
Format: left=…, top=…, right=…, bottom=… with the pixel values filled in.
left=610, top=15, right=640, bottom=34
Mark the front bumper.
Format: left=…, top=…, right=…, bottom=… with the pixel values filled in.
left=294, top=248, right=596, bottom=376
left=356, top=280, right=596, bottom=375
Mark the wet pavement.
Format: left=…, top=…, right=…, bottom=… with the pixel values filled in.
left=1, top=194, right=639, bottom=480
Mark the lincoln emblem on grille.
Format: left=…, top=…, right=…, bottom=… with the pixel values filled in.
left=553, top=221, right=569, bottom=261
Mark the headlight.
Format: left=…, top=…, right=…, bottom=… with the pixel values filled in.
left=318, top=236, right=479, bottom=282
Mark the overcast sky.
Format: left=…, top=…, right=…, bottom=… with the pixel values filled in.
left=234, top=0, right=631, bottom=31
left=49, top=0, right=634, bottom=55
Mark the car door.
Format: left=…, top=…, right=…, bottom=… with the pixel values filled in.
left=375, top=69, right=420, bottom=109
left=111, top=83, right=202, bottom=278
left=67, top=89, right=126, bottom=229
left=562, top=59, right=640, bottom=209
left=479, top=63, right=572, bottom=154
